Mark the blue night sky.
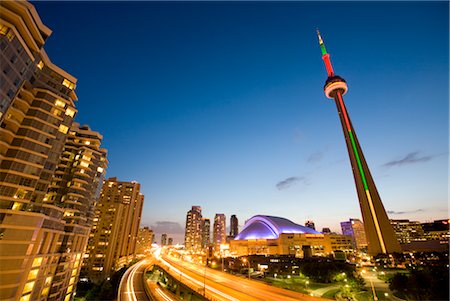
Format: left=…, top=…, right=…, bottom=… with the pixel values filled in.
left=33, top=1, right=448, bottom=242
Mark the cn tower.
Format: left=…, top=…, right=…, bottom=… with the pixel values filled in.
left=317, top=31, right=401, bottom=255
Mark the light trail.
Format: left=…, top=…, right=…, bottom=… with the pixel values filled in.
left=155, top=288, right=174, bottom=301
left=159, top=257, right=240, bottom=301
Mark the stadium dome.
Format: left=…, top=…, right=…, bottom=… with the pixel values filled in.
left=234, top=215, right=320, bottom=240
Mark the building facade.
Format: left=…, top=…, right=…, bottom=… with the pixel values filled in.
left=83, top=177, right=144, bottom=283
left=161, top=233, right=167, bottom=246
left=341, top=218, right=368, bottom=251
left=213, top=214, right=226, bottom=251
left=136, top=227, right=154, bottom=255
left=230, top=214, right=238, bottom=238
left=184, top=206, right=202, bottom=252
left=201, top=218, right=210, bottom=249
left=0, top=2, right=98, bottom=301
left=390, top=219, right=424, bottom=245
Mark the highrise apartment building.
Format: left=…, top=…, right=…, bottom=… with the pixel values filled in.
left=341, top=218, right=368, bottom=251
left=230, top=215, right=238, bottom=238
left=184, top=206, right=202, bottom=252
left=136, top=227, right=154, bottom=254
left=83, top=177, right=144, bottom=283
left=161, top=233, right=167, bottom=246
left=213, top=214, right=226, bottom=250
left=201, top=218, right=211, bottom=248
left=0, top=2, right=96, bottom=301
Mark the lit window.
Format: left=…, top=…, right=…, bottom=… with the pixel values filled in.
left=27, top=269, right=39, bottom=281
left=65, top=107, right=75, bottom=117
left=62, top=79, right=75, bottom=90
left=37, top=61, right=44, bottom=70
left=32, top=257, right=42, bottom=267
left=45, top=276, right=52, bottom=286
left=67, top=285, right=73, bottom=294
left=22, top=281, right=35, bottom=294
left=55, top=99, right=65, bottom=108
left=0, top=24, right=8, bottom=35
left=80, top=162, right=89, bottom=168
left=64, top=294, right=71, bottom=301
left=12, top=202, right=22, bottom=210
left=71, top=269, right=77, bottom=277
left=59, top=124, right=69, bottom=134
left=41, top=287, right=49, bottom=296
left=6, top=30, right=14, bottom=41
left=97, top=167, right=104, bottom=173
left=84, top=141, right=90, bottom=145
left=69, top=277, right=75, bottom=285
left=19, top=294, right=30, bottom=301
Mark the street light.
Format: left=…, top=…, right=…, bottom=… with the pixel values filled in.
left=242, top=258, right=250, bottom=279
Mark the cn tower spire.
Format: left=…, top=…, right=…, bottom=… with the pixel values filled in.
left=317, top=30, right=401, bottom=255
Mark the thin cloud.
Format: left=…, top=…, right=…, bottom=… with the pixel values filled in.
left=276, top=176, right=309, bottom=190
left=307, top=151, right=324, bottom=163
left=387, top=209, right=425, bottom=215
left=383, top=151, right=434, bottom=167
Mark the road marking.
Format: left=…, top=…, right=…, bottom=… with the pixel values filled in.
left=156, top=288, right=174, bottom=301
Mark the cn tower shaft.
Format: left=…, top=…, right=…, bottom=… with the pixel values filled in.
left=317, top=31, right=401, bottom=255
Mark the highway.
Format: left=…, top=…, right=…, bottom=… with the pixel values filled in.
left=157, top=252, right=324, bottom=301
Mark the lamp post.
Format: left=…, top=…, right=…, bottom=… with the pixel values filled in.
left=242, top=258, right=250, bottom=279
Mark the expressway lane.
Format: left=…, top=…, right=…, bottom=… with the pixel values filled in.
left=118, top=260, right=153, bottom=301
left=159, top=254, right=324, bottom=301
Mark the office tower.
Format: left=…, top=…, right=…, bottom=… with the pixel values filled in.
left=84, top=178, right=144, bottom=283
left=390, top=219, right=424, bottom=244
left=341, top=219, right=368, bottom=251
left=317, top=31, right=401, bottom=255
left=161, top=233, right=167, bottom=246
left=230, top=214, right=239, bottom=238
left=0, top=2, right=82, bottom=301
left=136, top=227, right=154, bottom=254
left=168, top=238, right=173, bottom=246
left=201, top=218, right=211, bottom=248
left=213, top=214, right=226, bottom=250
left=184, top=206, right=202, bottom=251
left=421, top=219, right=450, bottom=242
left=305, top=220, right=316, bottom=230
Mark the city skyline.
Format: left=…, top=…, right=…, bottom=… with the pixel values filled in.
left=33, top=1, right=448, bottom=242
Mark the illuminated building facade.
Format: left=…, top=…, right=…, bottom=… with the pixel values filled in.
left=84, top=177, right=144, bottom=283
left=136, top=227, right=154, bottom=254
left=341, top=218, right=368, bottom=251
left=317, top=31, right=401, bottom=255
left=201, top=217, right=210, bottom=248
left=230, top=216, right=352, bottom=257
left=213, top=213, right=226, bottom=250
left=0, top=2, right=89, bottom=301
left=390, top=219, right=424, bottom=244
left=184, top=206, right=202, bottom=251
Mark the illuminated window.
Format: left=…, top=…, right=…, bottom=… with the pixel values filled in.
left=59, top=124, right=69, bottom=134
left=22, top=281, right=35, bottom=294
left=69, top=277, right=75, bottom=285
left=84, top=141, right=90, bottom=145
left=37, top=61, right=44, bottom=70
left=32, top=257, right=42, bottom=267
left=55, top=99, right=65, bottom=108
left=12, top=202, right=22, bottom=210
left=97, top=167, right=104, bottom=173
left=19, top=294, right=30, bottom=301
left=65, top=107, right=75, bottom=117
left=62, top=79, right=75, bottom=90
left=67, top=285, right=73, bottom=294
left=71, top=269, right=77, bottom=277
left=45, top=276, right=52, bottom=286
left=41, top=287, right=49, bottom=296
left=27, top=269, right=39, bottom=281
left=0, top=24, right=8, bottom=35
left=64, top=294, right=71, bottom=301
left=76, top=253, right=81, bottom=260
left=80, top=162, right=89, bottom=168
left=6, top=30, right=14, bottom=41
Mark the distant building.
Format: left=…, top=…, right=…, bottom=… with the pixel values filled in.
left=322, top=227, right=331, bottom=234
left=421, top=219, right=449, bottom=242
left=161, top=233, right=167, bottom=246
left=84, top=177, right=144, bottom=283
left=341, top=219, right=368, bottom=251
left=184, top=206, right=203, bottom=251
left=213, top=214, right=226, bottom=250
left=201, top=218, right=211, bottom=248
left=230, top=215, right=352, bottom=256
left=136, top=227, right=154, bottom=254
left=305, top=220, right=316, bottom=230
left=390, top=219, right=424, bottom=244
left=168, top=237, right=173, bottom=245
left=230, top=214, right=239, bottom=238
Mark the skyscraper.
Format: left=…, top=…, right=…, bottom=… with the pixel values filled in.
left=341, top=218, right=368, bottom=251
left=213, top=214, right=226, bottom=250
left=317, top=31, right=401, bottom=255
left=230, top=214, right=239, bottom=238
left=201, top=217, right=211, bottom=248
left=184, top=206, right=202, bottom=251
left=0, top=2, right=85, bottom=300
left=161, top=233, right=167, bottom=246
left=136, top=227, right=154, bottom=254
left=84, top=177, right=144, bottom=283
